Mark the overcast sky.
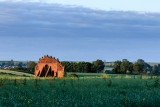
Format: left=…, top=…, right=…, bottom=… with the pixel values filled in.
left=0, top=1, right=160, bottom=62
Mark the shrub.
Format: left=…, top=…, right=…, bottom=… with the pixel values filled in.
left=64, top=72, right=67, bottom=77
left=70, top=74, right=79, bottom=78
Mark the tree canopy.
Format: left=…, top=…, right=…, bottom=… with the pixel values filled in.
left=133, top=59, right=145, bottom=74
left=27, top=61, right=36, bottom=72
left=62, top=60, right=104, bottom=73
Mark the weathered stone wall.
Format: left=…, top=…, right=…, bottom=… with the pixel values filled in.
left=35, top=55, right=64, bottom=78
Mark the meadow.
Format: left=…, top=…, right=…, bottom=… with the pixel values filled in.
left=0, top=73, right=160, bottom=107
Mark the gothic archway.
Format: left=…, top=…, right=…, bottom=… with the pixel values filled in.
left=40, top=65, right=49, bottom=77
left=46, top=67, right=54, bottom=77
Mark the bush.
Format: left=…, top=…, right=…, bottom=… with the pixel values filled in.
left=64, top=72, right=67, bottom=77
left=70, top=74, right=79, bottom=78
left=10, top=67, right=34, bottom=74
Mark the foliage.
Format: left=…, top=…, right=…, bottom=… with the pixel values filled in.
left=0, top=74, right=160, bottom=106
left=10, top=67, right=34, bottom=74
left=133, top=59, right=145, bottom=74
left=120, top=59, right=132, bottom=73
left=113, top=60, right=134, bottom=74
left=92, top=59, right=105, bottom=73
left=62, top=60, right=104, bottom=73
left=70, top=73, right=79, bottom=78
left=27, top=61, right=36, bottom=72
left=128, top=64, right=134, bottom=73
left=152, top=65, right=158, bottom=74
left=112, top=60, right=122, bottom=73
left=63, top=72, right=67, bottom=77
left=112, top=59, right=157, bottom=75
left=62, top=61, right=92, bottom=73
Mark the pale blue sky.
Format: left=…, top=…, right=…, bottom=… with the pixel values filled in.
left=0, top=0, right=160, bottom=12
left=0, top=1, right=160, bottom=62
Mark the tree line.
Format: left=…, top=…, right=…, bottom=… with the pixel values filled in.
left=61, top=60, right=105, bottom=73
left=3, top=58, right=160, bottom=75
left=113, top=59, right=160, bottom=74
left=7, top=60, right=105, bottom=73
left=26, top=60, right=105, bottom=73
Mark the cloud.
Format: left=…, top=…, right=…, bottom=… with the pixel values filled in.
left=0, top=2, right=160, bottom=61
left=0, top=2, right=160, bottom=38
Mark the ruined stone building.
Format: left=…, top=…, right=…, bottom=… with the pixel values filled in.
left=35, top=55, right=64, bottom=78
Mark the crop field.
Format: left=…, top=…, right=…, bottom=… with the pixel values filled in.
left=0, top=73, right=160, bottom=106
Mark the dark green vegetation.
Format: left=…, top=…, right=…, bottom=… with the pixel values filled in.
left=113, top=59, right=160, bottom=75
left=4, top=59, right=160, bottom=77
left=61, top=59, right=105, bottom=73
left=10, top=67, right=34, bottom=74
left=1, top=60, right=105, bottom=74
left=9, top=60, right=105, bottom=75
left=1, top=59, right=160, bottom=75
left=0, top=73, right=160, bottom=106
left=27, top=61, right=36, bottom=72
left=0, top=72, right=20, bottom=77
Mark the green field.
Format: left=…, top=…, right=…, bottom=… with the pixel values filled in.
left=0, top=73, right=160, bottom=106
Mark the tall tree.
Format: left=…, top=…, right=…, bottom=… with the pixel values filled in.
left=92, top=60, right=105, bottom=73
left=27, top=61, right=36, bottom=72
left=61, top=61, right=72, bottom=72
left=112, top=60, right=122, bottom=73
left=120, top=59, right=130, bottom=74
left=84, top=62, right=92, bottom=73
left=133, top=59, right=145, bottom=74
left=128, top=64, right=134, bottom=73
left=152, top=65, right=158, bottom=74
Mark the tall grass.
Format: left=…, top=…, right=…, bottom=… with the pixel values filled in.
left=0, top=74, right=159, bottom=106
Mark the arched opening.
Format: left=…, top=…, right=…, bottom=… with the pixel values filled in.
left=37, top=70, right=40, bottom=76
left=56, top=72, right=58, bottom=77
left=47, top=67, right=54, bottom=77
left=45, top=65, right=49, bottom=72
left=40, top=65, right=49, bottom=77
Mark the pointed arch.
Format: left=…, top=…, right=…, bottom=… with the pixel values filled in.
left=46, top=67, right=54, bottom=77
left=37, top=70, right=40, bottom=76
left=40, top=65, right=49, bottom=77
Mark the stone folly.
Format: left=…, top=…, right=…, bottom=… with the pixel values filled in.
left=35, top=55, right=64, bottom=78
